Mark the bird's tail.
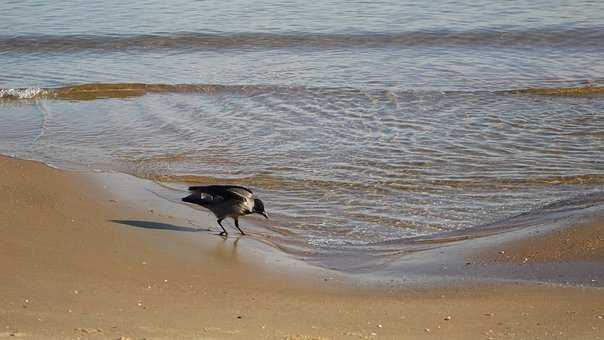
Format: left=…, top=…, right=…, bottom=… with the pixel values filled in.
left=182, top=194, right=204, bottom=205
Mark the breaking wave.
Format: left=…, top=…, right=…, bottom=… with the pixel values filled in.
left=2, top=28, right=604, bottom=53
left=0, top=87, right=46, bottom=99
left=2, top=82, right=604, bottom=101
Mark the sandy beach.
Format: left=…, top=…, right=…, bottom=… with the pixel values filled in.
left=0, top=155, right=603, bottom=339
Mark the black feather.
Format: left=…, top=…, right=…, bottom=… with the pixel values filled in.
left=188, top=185, right=253, bottom=195
left=187, top=185, right=254, bottom=202
left=182, top=194, right=212, bottom=205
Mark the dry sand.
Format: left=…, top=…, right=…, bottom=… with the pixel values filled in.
left=1, top=155, right=603, bottom=339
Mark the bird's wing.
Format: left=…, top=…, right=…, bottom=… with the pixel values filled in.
left=188, top=185, right=253, bottom=202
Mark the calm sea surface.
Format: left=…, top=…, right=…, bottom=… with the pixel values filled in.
left=1, top=1, right=603, bottom=258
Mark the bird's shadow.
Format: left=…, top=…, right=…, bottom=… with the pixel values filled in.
left=110, top=219, right=212, bottom=233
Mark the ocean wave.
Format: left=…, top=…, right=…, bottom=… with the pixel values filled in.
left=497, top=86, right=604, bottom=96
left=0, top=83, right=294, bottom=100
left=431, top=174, right=604, bottom=189
left=1, top=28, right=603, bottom=53
left=1, top=82, right=603, bottom=101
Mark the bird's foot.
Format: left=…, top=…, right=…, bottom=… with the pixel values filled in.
left=218, top=231, right=228, bottom=237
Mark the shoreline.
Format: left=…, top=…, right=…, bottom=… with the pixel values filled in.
left=1, top=154, right=604, bottom=339
left=49, top=154, right=604, bottom=288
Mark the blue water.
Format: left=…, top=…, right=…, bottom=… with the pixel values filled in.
left=3, top=0, right=604, bottom=35
left=2, top=0, right=604, bottom=89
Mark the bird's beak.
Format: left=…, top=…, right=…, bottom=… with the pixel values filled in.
left=260, top=211, right=269, bottom=219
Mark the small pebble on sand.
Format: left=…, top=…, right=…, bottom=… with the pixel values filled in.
left=75, top=328, right=102, bottom=334
left=444, top=316, right=452, bottom=321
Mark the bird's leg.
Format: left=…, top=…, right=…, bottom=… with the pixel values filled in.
left=217, top=218, right=228, bottom=236
left=234, top=218, right=246, bottom=235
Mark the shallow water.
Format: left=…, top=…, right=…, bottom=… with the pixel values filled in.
left=1, top=1, right=604, bottom=254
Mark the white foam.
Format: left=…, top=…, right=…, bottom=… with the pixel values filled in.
left=0, top=87, right=45, bottom=99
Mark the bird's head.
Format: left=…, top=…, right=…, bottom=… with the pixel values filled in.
left=252, top=198, right=269, bottom=219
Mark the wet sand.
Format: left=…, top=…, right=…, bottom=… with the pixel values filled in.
left=1, top=155, right=603, bottom=339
